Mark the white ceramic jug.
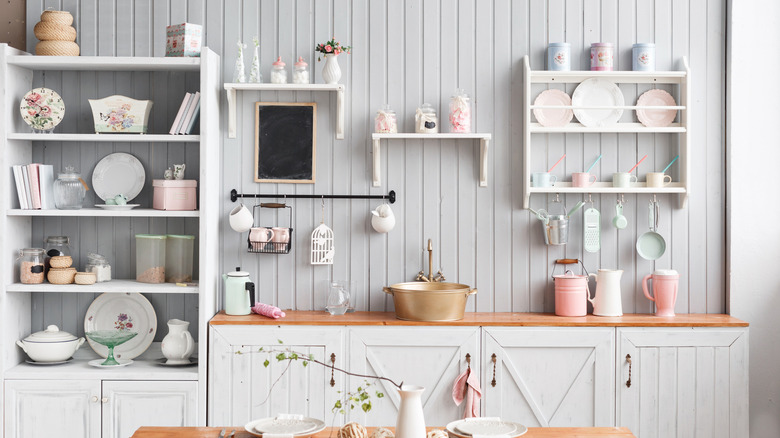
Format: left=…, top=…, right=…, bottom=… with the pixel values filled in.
left=161, top=319, right=195, bottom=364
left=588, top=269, right=623, bottom=316
left=396, top=385, right=426, bottom=438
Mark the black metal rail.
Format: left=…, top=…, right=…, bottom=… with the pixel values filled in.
left=230, top=189, right=396, bottom=204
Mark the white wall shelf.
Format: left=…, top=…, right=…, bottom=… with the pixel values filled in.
left=522, top=55, right=691, bottom=208
left=6, top=279, right=199, bottom=294
left=371, top=133, right=491, bottom=187
left=4, top=358, right=198, bottom=380
left=7, top=133, right=200, bottom=143
left=6, top=55, right=200, bottom=72
left=7, top=208, right=199, bottom=218
left=224, top=83, right=345, bottom=139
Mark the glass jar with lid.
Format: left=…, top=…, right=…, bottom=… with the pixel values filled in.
left=53, top=167, right=86, bottom=210
left=292, top=56, right=310, bottom=84
left=270, top=56, right=288, bottom=84
left=449, top=89, right=472, bottom=133
left=415, top=103, right=439, bottom=133
left=85, top=252, right=112, bottom=282
left=44, top=235, right=71, bottom=273
left=17, top=248, right=45, bottom=284
left=375, top=104, right=398, bottom=133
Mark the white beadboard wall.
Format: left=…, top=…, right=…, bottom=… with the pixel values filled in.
left=24, top=0, right=725, bottom=331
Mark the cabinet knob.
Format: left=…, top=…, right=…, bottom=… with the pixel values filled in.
left=91, top=396, right=99, bottom=403
left=101, top=397, right=108, bottom=404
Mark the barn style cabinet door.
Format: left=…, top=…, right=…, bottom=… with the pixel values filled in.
left=4, top=379, right=101, bottom=438
left=208, top=326, right=345, bottom=426
left=617, top=328, right=749, bottom=438
left=102, top=380, right=197, bottom=438
left=347, top=327, right=480, bottom=427
left=482, top=327, right=615, bottom=427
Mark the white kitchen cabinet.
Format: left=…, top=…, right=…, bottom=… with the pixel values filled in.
left=617, top=328, right=749, bottom=437
left=208, top=325, right=345, bottom=426
left=482, top=327, right=615, bottom=427
left=102, top=380, right=197, bottom=438
left=347, top=327, right=480, bottom=427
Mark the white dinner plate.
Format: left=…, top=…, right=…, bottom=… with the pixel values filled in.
left=88, top=358, right=133, bottom=368
left=156, top=358, right=198, bottom=367
left=245, top=416, right=325, bottom=437
left=447, top=419, right=528, bottom=438
left=95, top=204, right=140, bottom=211
left=636, top=89, right=678, bottom=127
left=572, top=78, right=625, bottom=127
left=84, top=292, right=156, bottom=360
left=92, top=153, right=145, bottom=202
left=533, top=89, right=573, bottom=127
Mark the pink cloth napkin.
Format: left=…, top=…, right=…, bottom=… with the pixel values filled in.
left=251, top=302, right=286, bottom=319
left=452, top=367, right=482, bottom=418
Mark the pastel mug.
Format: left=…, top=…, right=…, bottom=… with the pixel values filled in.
left=532, top=172, right=557, bottom=187
left=249, top=227, right=274, bottom=244
left=613, top=172, right=638, bottom=188
left=646, top=172, right=672, bottom=187
left=272, top=227, right=290, bottom=244
left=572, top=172, right=597, bottom=187
left=229, top=203, right=254, bottom=233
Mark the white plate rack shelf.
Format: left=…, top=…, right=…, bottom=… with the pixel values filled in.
left=0, top=44, right=220, bottom=424
left=522, top=55, right=691, bottom=208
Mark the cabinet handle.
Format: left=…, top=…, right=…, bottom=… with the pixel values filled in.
left=91, top=396, right=99, bottom=403
left=465, top=353, right=471, bottom=370
left=625, top=354, right=632, bottom=388
left=329, top=353, right=336, bottom=387
left=491, top=353, right=497, bottom=387
left=101, top=397, right=108, bottom=403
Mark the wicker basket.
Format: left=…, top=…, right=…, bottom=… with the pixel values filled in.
left=49, top=255, right=73, bottom=268
left=40, top=10, right=74, bottom=26
left=74, top=272, right=97, bottom=285
left=48, top=267, right=76, bottom=284
left=34, top=22, right=77, bottom=42
left=36, top=40, right=80, bottom=56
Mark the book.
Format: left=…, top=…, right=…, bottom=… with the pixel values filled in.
left=12, top=165, right=27, bottom=209
left=183, top=92, right=201, bottom=134
left=21, top=165, right=32, bottom=210
left=169, top=92, right=192, bottom=135
left=27, top=164, right=41, bottom=209
left=178, top=91, right=200, bottom=134
left=38, top=164, right=56, bottom=209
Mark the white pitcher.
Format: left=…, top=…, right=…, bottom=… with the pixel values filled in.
left=588, top=269, right=624, bottom=316
left=161, top=319, right=195, bottom=365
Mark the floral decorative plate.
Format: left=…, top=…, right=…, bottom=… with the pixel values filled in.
left=84, top=292, right=156, bottom=360
left=20, top=88, right=65, bottom=132
left=533, top=89, right=573, bottom=127
left=636, top=89, right=678, bottom=127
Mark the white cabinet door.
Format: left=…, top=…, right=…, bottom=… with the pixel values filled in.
left=482, top=327, right=615, bottom=427
left=5, top=379, right=101, bottom=438
left=348, top=327, right=480, bottom=427
left=102, top=380, right=197, bottom=438
left=617, top=328, right=749, bottom=438
left=209, top=325, right=345, bottom=426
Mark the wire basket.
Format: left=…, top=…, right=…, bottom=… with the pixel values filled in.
left=247, top=203, right=293, bottom=254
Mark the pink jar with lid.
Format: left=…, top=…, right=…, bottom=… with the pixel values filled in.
left=553, top=271, right=589, bottom=316
left=590, top=43, right=614, bottom=71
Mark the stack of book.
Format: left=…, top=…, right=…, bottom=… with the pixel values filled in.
left=170, top=91, right=201, bottom=135
left=12, top=164, right=56, bottom=210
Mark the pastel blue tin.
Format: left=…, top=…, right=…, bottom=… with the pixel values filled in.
left=633, top=43, right=655, bottom=71
left=548, top=43, right=571, bottom=71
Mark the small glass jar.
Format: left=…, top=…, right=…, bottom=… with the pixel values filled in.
left=53, top=167, right=86, bottom=210
left=165, top=234, right=195, bottom=283
left=18, top=248, right=45, bottom=284
left=449, top=89, right=472, bottom=133
left=85, top=252, right=112, bottom=282
left=44, top=235, right=71, bottom=274
left=374, top=104, right=398, bottom=133
left=415, top=103, right=439, bottom=134
left=292, top=56, right=310, bottom=84
left=270, top=56, right=287, bottom=84
left=135, top=234, right=167, bottom=283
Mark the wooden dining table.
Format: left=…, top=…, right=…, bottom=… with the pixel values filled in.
left=131, top=426, right=636, bottom=438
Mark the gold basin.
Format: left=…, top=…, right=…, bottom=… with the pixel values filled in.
left=383, top=282, right=477, bottom=322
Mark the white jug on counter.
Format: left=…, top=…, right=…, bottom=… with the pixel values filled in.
left=588, top=269, right=623, bottom=316
left=161, top=319, right=195, bottom=365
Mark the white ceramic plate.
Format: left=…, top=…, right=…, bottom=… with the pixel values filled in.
left=25, top=358, right=72, bottom=366
left=88, top=358, right=133, bottom=368
left=456, top=419, right=517, bottom=436
left=95, top=204, right=140, bottom=211
left=533, top=89, right=573, bottom=127
left=636, top=89, right=677, bottom=127
left=244, top=417, right=326, bottom=437
left=572, top=78, right=625, bottom=127
left=156, top=358, right=197, bottom=367
left=92, top=153, right=145, bottom=202
left=20, top=87, right=65, bottom=131
left=447, top=419, right=528, bottom=438
left=84, top=292, right=156, bottom=360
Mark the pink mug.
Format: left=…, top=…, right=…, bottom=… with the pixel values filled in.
left=272, top=227, right=290, bottom=244
left=249, top=227, right=274, bottom=243
left=572, top=172, right=597, bottom=187
left=642, top=269, right=679, bottom=316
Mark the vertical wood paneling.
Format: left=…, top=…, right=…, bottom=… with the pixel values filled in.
left=25, top=0, right=726, bottom=320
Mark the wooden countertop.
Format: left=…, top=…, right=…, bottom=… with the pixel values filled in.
left=210, top=311, right=748, bottom=327
left=132, top=426, right=636, bottom=438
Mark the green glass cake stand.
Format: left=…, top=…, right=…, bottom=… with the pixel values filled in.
left=85, top=330, right=138, bottom=366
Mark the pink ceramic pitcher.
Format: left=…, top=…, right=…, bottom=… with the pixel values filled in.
left=642, top=269, right=679, bottom=316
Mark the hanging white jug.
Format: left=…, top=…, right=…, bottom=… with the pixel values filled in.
left=371, top=204, right=395, bottom=233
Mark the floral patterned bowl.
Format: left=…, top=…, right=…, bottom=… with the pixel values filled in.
left=20, top=88, right=65, bottom=132
left=88, top=95, right=153, bottom=134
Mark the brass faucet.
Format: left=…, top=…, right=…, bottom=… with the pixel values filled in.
left=415, top=238, right=446, bottom=282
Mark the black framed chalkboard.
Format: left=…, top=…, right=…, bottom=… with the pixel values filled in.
left=254, top=102, right=317, bottom=183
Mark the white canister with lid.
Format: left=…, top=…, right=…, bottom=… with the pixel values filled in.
left=293, top=56, right=310, bottom=84
left=633, top=43, right=655, bottom=71
left=270, top=56, right=287, bottom=84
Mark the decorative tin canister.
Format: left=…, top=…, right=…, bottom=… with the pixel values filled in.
left=548, top=43, right=571, bottom=71
left=590, top=43, right=614, bottom=71
left=633, top=43, right=655, bottom=71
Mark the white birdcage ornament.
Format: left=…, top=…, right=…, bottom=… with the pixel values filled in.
left=311, top=199, right=334, bottom=265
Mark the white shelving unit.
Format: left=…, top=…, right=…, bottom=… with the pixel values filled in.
left=0, top=45, right=220, bottom=426
left=371, top=133, right=491, bottom=187
left=224, top=82, right=345, bottom=139
left=522, top=55, right=691, bottom=208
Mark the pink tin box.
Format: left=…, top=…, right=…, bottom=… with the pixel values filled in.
left=153, top=179, right=197, bottom=210
left=166, top=23, right=202, bottom=57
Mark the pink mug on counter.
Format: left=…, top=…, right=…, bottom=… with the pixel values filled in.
left=572, top=172, right=597, bottom=188
left=642, top=269, right=679, bottom=316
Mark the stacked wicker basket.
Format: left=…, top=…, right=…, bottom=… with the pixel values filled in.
left=34, top=10, right=80, bottom=56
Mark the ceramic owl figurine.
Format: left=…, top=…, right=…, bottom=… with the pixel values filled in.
left=370, top=203, right=396, bottom=233
left=370, top=427, right=394, bottom=438
left=426, top=430, right=448, bottom=438
left=338, top=422, right=368, bottom=438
